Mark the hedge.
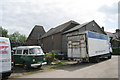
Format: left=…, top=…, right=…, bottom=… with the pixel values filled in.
left=112, top=47, right=120, bottom=55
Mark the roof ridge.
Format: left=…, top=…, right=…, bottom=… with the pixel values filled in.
left=41, top=20, right=80, bottom=38
left=34, top=25, right=43, bottom=27
left=63, top=20, right=95, bottom=34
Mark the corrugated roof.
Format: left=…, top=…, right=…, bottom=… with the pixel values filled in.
left=41, top=20, right=80, bottom=38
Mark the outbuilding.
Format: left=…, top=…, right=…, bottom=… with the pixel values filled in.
left=40, top=20, right=80, bottom=55
left=26, top=25, right=46, bottom=46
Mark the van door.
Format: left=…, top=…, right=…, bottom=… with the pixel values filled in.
left=0, top=37, right=11, bottom=74
left=13, top=49, right=23, bottom=64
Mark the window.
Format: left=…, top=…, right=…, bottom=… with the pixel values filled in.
left=12, top=50, right=16, bottom=54
left=16, top=50, right=22, bottom=54
left=29, top=48, right=41, bottom=54
left=23, top=50, right=28, bottom=54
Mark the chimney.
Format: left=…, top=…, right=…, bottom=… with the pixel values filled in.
left=101, top=26, right=104, bottom=31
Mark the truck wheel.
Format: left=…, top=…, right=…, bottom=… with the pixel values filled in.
left=95, top=57, right=100, bottom=63
left=108, top=54, right=111, bottom=59
left=89, top=58, right=93, bottom=63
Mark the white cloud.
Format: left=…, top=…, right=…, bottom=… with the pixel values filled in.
left=0, top=0, right=119, bottom=37
left=105, top=28, right=116, bottom=33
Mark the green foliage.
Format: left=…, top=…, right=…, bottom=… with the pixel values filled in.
left=53, top=58, right=68, bottom=66
left=0, top=27, right=9, bottom=37
left=9, top=31, right=27, bottom=43
left=112, top=47, right=120, bottom=55
left=0, top=27, right=27, bottom=43
left=45, top=51, right=56, bottom=65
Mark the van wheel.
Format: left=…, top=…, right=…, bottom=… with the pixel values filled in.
left=2, top=75, right=8, bottom=79
left=23, top=63, right=28, bottom=70
left=2, top=72, right=11, bottom=79
left=13, top=62, right=16, bottom=67
left=38, top=65, right=42, bottom=69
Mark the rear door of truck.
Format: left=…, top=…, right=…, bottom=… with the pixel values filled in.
left=67, top=33, right=88, bottom=58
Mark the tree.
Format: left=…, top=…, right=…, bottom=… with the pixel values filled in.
left=0, top=27, right=9, bottom=37
left=0, top=27, right=27, bottom=43
left=9, top=31, right=27, bottom=43
left=19, top=35, right=27, bottom=43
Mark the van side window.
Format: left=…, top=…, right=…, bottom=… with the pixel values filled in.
left=17, top=50, right=22, bottom=54
left=29, top=49, right=34, bottom=54
left=23, top=50, right=28, bottom=54
left=13, top=50, right=15, bottom=54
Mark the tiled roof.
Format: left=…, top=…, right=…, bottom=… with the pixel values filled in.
left=41, top=20, right=80, bottom=38
left=27, top=25, right=46, bottom=40
left=64, top=21, right=90, bottom=33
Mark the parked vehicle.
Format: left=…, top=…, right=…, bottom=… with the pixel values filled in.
left=55, top=52, right=67, bottom=60
left=67, top=31, right=112, bottom=63
left=0, top=37, right=12, bottom=79
left=12, top=46, right=46, bottom=69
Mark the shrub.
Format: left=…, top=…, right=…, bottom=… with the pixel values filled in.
left=45, top=51, right=56, bottom=65
left=112, top=47, right=120, bottom=55
left=54, top=59, right=68, bottom=66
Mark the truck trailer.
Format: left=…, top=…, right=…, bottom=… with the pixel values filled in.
left=67, top=31, right=112, bottom=63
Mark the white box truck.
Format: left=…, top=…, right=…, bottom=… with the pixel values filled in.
left=67, top=31, right=112, bottom=63
left=0, top=37, right=12, bottom=79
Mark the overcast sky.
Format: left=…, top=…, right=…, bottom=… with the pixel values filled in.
left=0, top=0, right=119, bottom=37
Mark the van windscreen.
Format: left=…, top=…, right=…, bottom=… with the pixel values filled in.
left=29, top=48, right=41, bottom=54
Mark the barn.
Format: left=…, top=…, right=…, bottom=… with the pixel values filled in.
left=26, top=20, right=107, bottom=59
left=26, top=25, right=46, bottom=46
left=40, top=20, right=80, bottom=55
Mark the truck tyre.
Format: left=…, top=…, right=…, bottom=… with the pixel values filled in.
left=108, top=53, right=111, bottom=59
left=95, top=57, right=100, bottom=63
left=89, top=58, right=94, bottom=63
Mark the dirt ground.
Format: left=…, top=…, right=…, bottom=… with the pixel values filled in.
left=8, top=56, right=118, bottom=78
